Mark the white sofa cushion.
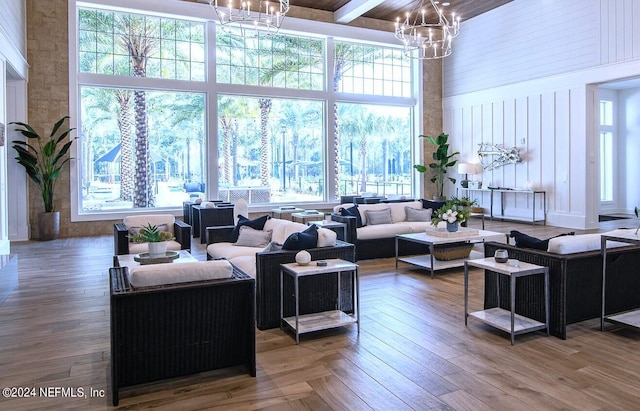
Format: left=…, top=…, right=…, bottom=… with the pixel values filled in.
left=229, top=255, right=257, bottom=278
left=357, top=223, right=414, bottom=240
left=208, top=242, right=261, bottom=259
left=547, top=230, right=633, bottom=254
left=127, top=260, right=233, bottom=288
left=317, top=227, right=337, bottom=247
left=263, top=218, right=307, bottom=243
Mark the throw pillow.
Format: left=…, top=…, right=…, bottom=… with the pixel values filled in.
left=365, top=208, right=392, bottom=225
left=229, top=214, right=270, bottom=243
left=234, top=226, right=273, bottom=248
left=421, top=199, right=446, bottom=211
left=282, top=224, right=318, bottom=250
left=405, top=206, right=432, bottom=222
left=510, top=230, right=575, bottom=250
left=339, top=204, right=364, bottom=228
left=262, top=240, right=283, bottom=253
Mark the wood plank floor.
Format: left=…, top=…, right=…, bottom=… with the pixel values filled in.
left=1, top=218, right=639, bottom=410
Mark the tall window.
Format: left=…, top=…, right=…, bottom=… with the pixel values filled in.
left=599, top=99, right=614, bottom=202
left=73, top=2, right=417, bottom=218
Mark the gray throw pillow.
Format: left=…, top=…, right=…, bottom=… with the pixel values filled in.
left=262, top=241, right=283, bottom=252
left=234, top=226, right=273, bottom=247
left=365, top=208, right=392, bottom=225
left=405, top=206, right=432, bottom=222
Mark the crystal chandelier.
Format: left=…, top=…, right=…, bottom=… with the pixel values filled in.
left=395, top=0, right=460, bottom=59
left=209, top=0, right=290, bottom=37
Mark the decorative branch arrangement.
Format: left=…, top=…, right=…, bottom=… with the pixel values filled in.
left=477, top=143, right=521, bottom=171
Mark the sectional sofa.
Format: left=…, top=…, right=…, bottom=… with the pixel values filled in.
left=206, top=217, right=356, bottom=330
left=331, top=199, right=444, bottom=260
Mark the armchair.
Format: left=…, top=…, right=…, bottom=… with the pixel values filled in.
left=113, top=214, right=191, bottom=255
left=109, top=263, right=255, bottom=405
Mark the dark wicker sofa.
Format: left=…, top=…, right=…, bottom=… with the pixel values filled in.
left=109, top=264, right=255, bottom=406
left=206, top=225, right=356, bottom=330
left=483, top=241, right=640, bottom=339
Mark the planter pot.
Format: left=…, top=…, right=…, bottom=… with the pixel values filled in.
left=446, top=222, right=459, bottom=232
left=38, top=211, right=60, bottom=241
left=148, top=241, right=168, bottom=258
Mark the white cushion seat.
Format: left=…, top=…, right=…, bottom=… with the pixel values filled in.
left=127, top=260, right=233, bottom=288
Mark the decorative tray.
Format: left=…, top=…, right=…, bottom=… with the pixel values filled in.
left=134, top=251, right=179, bottom=265
left=426, top=227, right=479, bottom=238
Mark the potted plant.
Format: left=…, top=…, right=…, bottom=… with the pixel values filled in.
left=11, top=116, right=76, bottom=240
left=129, top=223, right=175, bottom=257
left=431, top=199, right=470, bottom=232
left=414, top=133, right=459, bottom=201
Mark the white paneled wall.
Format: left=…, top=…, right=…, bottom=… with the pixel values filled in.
left=443, top=0, right=640, bottom=229
left=0, top=0, right=26, bottom=59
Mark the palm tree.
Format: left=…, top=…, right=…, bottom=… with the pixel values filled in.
left=258, top=98, right=272, bottom=187
left=114, top=90, right=134, bottom=201
left=116, top=15, right=159, bottom=207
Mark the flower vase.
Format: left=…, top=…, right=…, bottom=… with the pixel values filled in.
left=148, top=241, right=168, bottom=258
left=446, top=222, right=459, bottom=232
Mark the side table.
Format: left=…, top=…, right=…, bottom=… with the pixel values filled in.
left=280, top=259, right=359, bottom=344
left=465, top=257, right=549, bottom=345
left=308, top=219, right=347, bottom=241
left=271, top=207, right=304, bottom=220
left=292, top=211, right=324, bottom=224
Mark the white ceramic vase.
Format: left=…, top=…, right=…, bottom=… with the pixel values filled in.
left=148, top=241, right=168, bottom=258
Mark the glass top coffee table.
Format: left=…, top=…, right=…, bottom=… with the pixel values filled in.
left=395, top=229, right=504, bottom=278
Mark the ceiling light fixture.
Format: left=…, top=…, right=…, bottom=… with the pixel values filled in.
left=209, top=0, right=290, bottom=37
left=395, top=0, right=460, bottom=59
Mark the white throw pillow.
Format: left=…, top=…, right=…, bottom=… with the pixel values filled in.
left=234, top=226, right=273, bottom=247
left=405, top=206, right=432, bottom=222
left=365, top=208, right=392, bottom=225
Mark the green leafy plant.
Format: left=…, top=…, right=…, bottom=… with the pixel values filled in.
left=129, top=223, right=175, bottom=243
left=431, top=199, right=470, bottom=226
left=11, top=116, right=76, bottom=212
left=451, top=196, right=478, bottom=207
left=414, top=133, right=459, bottom=198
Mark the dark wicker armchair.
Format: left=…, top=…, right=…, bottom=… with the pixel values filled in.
left=206, top=225, right=357, bottom=330
left=192, top=203, right=234, bottom=242
left=109, top=264, right=255, bottom=406
left=114, top=215, right=191, bottom=255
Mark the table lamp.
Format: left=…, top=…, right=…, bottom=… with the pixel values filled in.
left=457, top=163, right=473, bottom=188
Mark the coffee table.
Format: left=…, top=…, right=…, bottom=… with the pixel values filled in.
left=395, top=229, right=503, bottom=278
left=116, top=250, right=197, bottom=268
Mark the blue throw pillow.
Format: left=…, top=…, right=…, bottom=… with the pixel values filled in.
left=229, top=214, right=270, bottom=243
left=339, top=204, right=364, bottom=228
left=510, top=230, right=575, bottom=250
left=282, top=224, right=318, bottom=250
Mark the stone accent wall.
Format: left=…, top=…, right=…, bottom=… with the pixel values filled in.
left=24, top=0, right=442, bottom=238
left=421, top=59, right=444, bottom=200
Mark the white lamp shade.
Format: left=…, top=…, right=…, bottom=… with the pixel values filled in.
left=457, top=163, right=473, bottom=174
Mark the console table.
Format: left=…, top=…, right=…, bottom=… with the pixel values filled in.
left=458, top=187, right=546, bottom=225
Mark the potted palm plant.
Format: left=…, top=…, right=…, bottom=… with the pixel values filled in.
left=11, top=116, right=75, bottom=240
left=129, top=223, right=175, bottom=257
left=414, top=132, right=459, bottom=200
